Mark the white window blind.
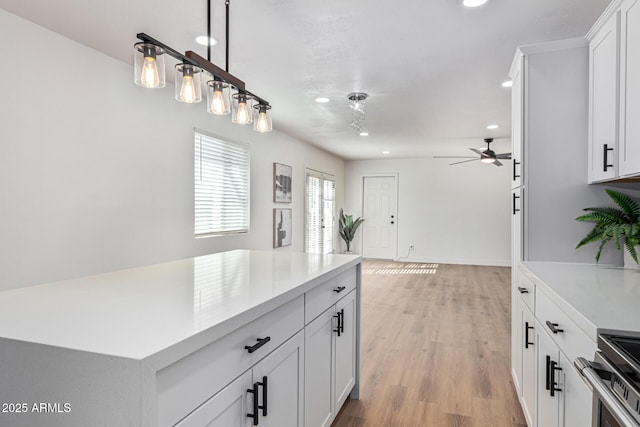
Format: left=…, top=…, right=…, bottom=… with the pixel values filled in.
left=305, top=169, right=335, bottom=253
left=194, top=131, right=250, bottom=236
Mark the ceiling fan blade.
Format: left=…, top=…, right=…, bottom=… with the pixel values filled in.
left=493, top=159, right=504, bottom=167
left=495, top=153, right=512, bottom=159
left=450, top=158, right=480, bottom=165
left=433, top=156, right=478, bottom=159
left=469, top=148, right=484, bottom=156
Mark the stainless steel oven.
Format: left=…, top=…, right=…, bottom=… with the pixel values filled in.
left=574, top=335, right=640, bottom=427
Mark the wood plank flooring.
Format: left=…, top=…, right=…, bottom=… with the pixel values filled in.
left=332, top=261, right=526, bottom=427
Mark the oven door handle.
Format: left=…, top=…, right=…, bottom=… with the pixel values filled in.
left=574, top=357, right=639, bottom=427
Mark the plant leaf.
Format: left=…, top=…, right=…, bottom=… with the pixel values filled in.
left=606, top=189, right=640, bottom=222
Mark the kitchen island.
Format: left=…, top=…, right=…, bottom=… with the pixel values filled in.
left=0, top=250, right=362, bottom=427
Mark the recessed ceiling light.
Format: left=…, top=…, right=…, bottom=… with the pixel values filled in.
left=487, top=124, right=499, bottom=130
left=463, top=0, right=488, bottom=7
left=359, top=132, right=369, bottom=136
left=195, top=36, right=218, bottom=46
left=382, top=151, right=390, bottom=154
left=315, top=97, right=330, bottom=103
left=501, top=80, right=513, bottom=88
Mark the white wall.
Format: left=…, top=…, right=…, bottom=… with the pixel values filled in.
left=0, top=9, right=344, bottom=291
left=344, top=158, right=511, bottom=266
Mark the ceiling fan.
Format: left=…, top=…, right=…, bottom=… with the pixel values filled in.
left=434, top=138, right=511, bottom=167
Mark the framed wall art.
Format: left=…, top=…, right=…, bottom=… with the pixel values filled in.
left=273, top=208, right=292, bottom=248
left=274, top=162, right=292, bottom=203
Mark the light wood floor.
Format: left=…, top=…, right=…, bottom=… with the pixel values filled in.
left=332, top=260, right=526, bottom=427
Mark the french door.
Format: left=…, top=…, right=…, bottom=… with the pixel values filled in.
left=305, top=169, right=335, bottom=254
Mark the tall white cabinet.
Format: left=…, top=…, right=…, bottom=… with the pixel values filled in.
left=509, top=38, right=612, bottom=427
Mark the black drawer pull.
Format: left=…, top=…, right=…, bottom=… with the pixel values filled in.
left=525, top=321, right=534, bottom=349
left=334, top=286, right=346, bottom=293
left=517, top=287, right=529, bottom=294
left=247, top=382, right=259, bottom=425
left=245, top=336, right=271, bottom=354
left=513, top=193, right=521, bottom=215
left=339, top=308, right=345, bottom=333
left=545, top=321, right=564, bottom=334
left=513, top=160, right=521, bottom=180
left=258, top=376, right=267, bottom=417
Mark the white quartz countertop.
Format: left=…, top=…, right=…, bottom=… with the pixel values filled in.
left=521, top=261, right=640, bottom=340
left=0, top=250, right=360, bottom=366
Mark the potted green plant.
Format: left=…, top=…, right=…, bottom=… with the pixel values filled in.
left=575, top=189, right=640, bottom=267
left=338, top=209, right=364, bottom=254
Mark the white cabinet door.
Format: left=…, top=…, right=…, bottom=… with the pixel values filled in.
left=521, top=305, right=537, bottom=427
left=559, top=352, right=593, bottom=427
left=176, top=370, right=253, bottom=427
left=619, top=0, right=640, bottom=176
left=589, top=13, right=619, bottom=182
left=305, top=308, right=336, bottom=427
left=511, top=188, right=523, bottom=265
left=253, top=331, right=304, bottom=427
left=536, top=326, right=561, bottom=427
left=511, top=55, right=524, bottom=189
left=335, top=290, right=357, bottom=408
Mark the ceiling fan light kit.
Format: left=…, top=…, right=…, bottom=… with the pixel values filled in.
left=133, top=0, right=272, bottom=132
left=435, top=138, right=511, bottom=167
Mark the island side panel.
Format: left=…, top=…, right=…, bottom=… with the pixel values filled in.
left=350, top=262, right=362, bottom=400
left=0, top=338, right=146, bottom=427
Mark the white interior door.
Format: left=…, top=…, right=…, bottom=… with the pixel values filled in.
left=362, top=176, right=397, bottom=259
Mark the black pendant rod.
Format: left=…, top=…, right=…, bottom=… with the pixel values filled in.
left=207, top=0, right=211, bottom=62
left=225, top=0, right=230, bottom=73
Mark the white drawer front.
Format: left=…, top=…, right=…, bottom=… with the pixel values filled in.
left=535, top=289, right=596, bottom=363
left=516, top=270, right=535, bottom=312
left=305, top=267, right=357, bottom=324
left=156, top=295, right=304, bottom=427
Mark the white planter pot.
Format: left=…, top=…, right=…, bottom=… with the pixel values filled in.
left=624, top=249, right=640, bottom=269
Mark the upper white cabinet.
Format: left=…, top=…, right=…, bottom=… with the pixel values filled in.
left=588, top=13, right=619, bottom=182
left=588, top=0, right=640, bottom=181
left=619, top=0, right=640, bottom=176
left=511, top=55, right=524, bottom=190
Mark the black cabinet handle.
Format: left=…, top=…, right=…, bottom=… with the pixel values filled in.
left=550, top=360, right=562, bottom=397
left=524, top=321, right=534, bottom=349
left=245, top=337, right=271, bottom=354
left=545, top=321, right=564, bottom=334
left=339, top=309, right=345, bottom=333
left=603, top=144, right=614, bottom=172
left=517, top=287, right=529, bottom=294
left=247, top=382, right=259, bottom=425
left=333, top=311, right=342, bottom=337
left=513, top=193, right=521, bottom=215
left=334, top=286, right=346, bottom=293
left=513, top=160, right=521, bottom=180
left=257, top=376, right=267, bottom=417
left=545, top=355, right=551, bottom=391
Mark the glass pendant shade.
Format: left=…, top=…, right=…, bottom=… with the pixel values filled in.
left=174, top=63, right=203, bottom=103
left=232, top=93, right=254, bottom=124
left=134, top=43, right=166, bottom=88
left=253, top=104, right=273, bottom=133
left=206, top=80, right=231, bottom=115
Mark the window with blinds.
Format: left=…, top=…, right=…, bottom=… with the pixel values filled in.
left=305, top=169, right=335, bottom=253
left=194, top=131, right=250, bottom=236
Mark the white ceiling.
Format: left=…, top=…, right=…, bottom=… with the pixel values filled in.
left=0, top=0, right=611, bottom=160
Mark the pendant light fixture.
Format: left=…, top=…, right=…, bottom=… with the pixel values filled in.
left=175, top=63, right=202, bottom=103
left=134, top=43, right=166, bottom=88
left=133, top=0, right=271, bottom=132
left=232, top=93, right=254, bottom=124
left=253, top=104, right=272, bottom=133
left=207, top=79, right=230, bottom=115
